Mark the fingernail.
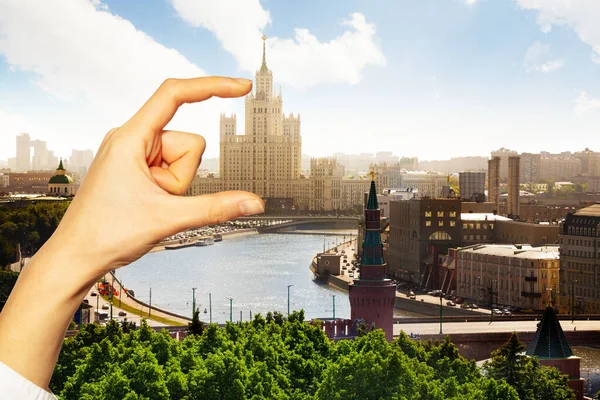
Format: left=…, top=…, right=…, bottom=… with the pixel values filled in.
left=234, top=78, right=252, bottom=85
left=239, top=199, right=264, bottom=216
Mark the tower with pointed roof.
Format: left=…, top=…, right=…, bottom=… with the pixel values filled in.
left=526, top=304, right=584, bottom=399
left=349, top=173, right=397, bottom=341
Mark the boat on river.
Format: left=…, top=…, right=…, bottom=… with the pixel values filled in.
left=165, top=239, right=197, bottom=250
left=213, top=233, right=223, bottom=242
left=195, top=237, right=215, bottom=247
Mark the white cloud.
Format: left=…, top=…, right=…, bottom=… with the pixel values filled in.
left=0, top=0, right=234, bottom=159
left=515, top=0, right=600, bottom=62
left=523, top=41, right=564, bottom=73
left=574, top=92, right=600, bottom=116
left=171, top=0, right=386, bottom=89
left=464, top=0, right=478, bottom=5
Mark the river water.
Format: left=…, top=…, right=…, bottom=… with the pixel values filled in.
left=115, top=232, right=417, bottom=324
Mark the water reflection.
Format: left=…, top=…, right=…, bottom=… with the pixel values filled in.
left=572, top=346, right=600, bottom=397
left=116, top=232, right=419, bottom=324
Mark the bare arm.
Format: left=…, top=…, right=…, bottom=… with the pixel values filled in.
left=0, top=76, right=264, bottom=390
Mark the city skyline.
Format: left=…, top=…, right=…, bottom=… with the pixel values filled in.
left=3, top=1, right=600, bottom=162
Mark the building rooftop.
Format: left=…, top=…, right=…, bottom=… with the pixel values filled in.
left=526, top=305, right=573, bottom=359
left=574, top=204, right=600, bottom=217
left=460, top=213, right=511, bottom=221
left=458, top=244, right=559, bottom=260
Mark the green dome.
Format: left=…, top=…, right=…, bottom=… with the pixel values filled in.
left=49, top=175, right=73, bottom=184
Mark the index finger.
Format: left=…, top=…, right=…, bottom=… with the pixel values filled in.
left=124, top=76, right=252, bottom=134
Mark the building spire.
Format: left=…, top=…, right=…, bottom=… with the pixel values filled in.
left=260, top=34, right=268, bottom=72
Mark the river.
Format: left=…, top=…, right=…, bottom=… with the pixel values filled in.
left=114, top=231, right=419, bottom=324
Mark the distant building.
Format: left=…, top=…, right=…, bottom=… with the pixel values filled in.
left=558, top=204, right=600, bottom=314
left=69, top=149, right=94, bottom=175
left=520, top=152, right=541, bottom=183
left=387, top=198, right=462, bottom=284
left=16, top=133, right=31, bottom=172
left=587, top=176, right=600, bottom=193
left=7, top=171, right=54, bottom=194
left=454, top=244, right=559, bottom=311
left=539, top=156, right=582, bottom=181
left=459, top=172, right=485, bottom=201
left=47, top=159, right=77, bottom=196
left=575, top=147, right=600, bottom=177
left=490, top=148, right=518, bottom=180
left=0, top=174, right=8, bottom=189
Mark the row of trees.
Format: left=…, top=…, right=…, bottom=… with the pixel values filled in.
left=0, top=202, right=69, bottom=267
left=50, top=312, right=575, bottom=400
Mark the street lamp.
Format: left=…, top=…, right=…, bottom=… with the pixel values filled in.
left=439, top=292, right=445, bottom=334
left=226, top=296, right=233, bottom=323
left=571, top=280, right=577, bottom=323
left=192, top=287, right=197, bottom=320
left=287, top=285, right=294, bottom=317
left=209, top=292, right=212, bottom=324
left=331, top=294, right=336, bottom=320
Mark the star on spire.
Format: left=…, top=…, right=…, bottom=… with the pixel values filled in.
left=260, top=34, right=268, bottom=72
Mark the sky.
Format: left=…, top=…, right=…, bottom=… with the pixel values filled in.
left=1, top=0, right=600, bottom=163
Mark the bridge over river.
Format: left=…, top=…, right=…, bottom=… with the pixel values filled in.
left=234, top=216, right=360, bottom=233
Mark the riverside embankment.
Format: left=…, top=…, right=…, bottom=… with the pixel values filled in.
left=312, top=241, right=484, bottom=317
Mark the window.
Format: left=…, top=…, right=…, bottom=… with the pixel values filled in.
left=449, top=211, right=456, bottom=218
left=425, top=211, right=432, bottom=217
left=437, top=211, right=444, bottom=217
left=425, top=220, right=431, bottom=227
left=438, top=221, right=444, bottom=227
left=450, top=221, right=456, bottom=227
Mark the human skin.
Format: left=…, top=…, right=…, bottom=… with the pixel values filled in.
left=0, top=76, right=264, bottom=390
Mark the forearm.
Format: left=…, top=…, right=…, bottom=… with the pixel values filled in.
left=0, top=237, right=96, bottom=390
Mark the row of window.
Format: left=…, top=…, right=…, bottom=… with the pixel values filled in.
left=424, top=211, right=457, bottom=218
left=425, top=220, right=456, bottom=227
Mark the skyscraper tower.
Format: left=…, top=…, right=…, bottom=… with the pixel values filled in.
left=16, top=133, right=31, bottom=172
left=349, top=172, right=396, bottom=341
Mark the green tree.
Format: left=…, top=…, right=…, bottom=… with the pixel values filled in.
left=188, top=308, right=204, bottom=336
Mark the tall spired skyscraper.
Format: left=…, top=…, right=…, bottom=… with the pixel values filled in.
left=219, top=35, right=301, bottom=202
left=349, top=172, right=396, bottom=341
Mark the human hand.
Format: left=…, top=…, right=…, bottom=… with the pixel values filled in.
left=50, top=77, right=264, bottom=285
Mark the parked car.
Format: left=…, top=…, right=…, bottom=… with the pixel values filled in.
left=493, top=308, right=503, bottom=315
left=446, top=301, right=456, bottom=307
left=90, top=291, right=97, bottom=297
left=83, top=298, right=89, bottom=304
left=409, top=295, right=416, bottom=300
left=460, top=304, right=470, bottom=309
left=469, top=304, right=479, bottom=309
left=101, top=304, right=109, bottom=310
left=503, top=310, right=512, bottom=316
left=454, top=297, right=464, bottom=304
left=118, top=311, right=126, bottom=317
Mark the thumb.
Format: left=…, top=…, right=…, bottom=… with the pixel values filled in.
left=165, top=191, right=264, bottom=232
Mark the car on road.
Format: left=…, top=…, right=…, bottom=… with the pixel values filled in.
left=349, top=273, right=354, bottom=278
left=83, top=298, right=89, bottom=304
left=460, top=303, right=470, bottom=309
left=118, top=311, right=126, bottom=317
left=493, top=308, right=503, bottom=315
left=91, top=291, right=97, bottom=297
left=469, top=304, right=479, bottom=309
left=503, top=310, right=512, bottom=316
left=102, top=304, right=109, bottom=310
left=409, top=295, right=416, bottom=300
left=446, top=301, right=456, bottom=307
